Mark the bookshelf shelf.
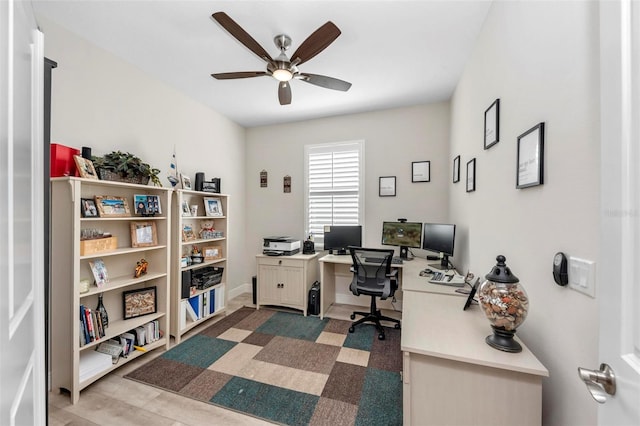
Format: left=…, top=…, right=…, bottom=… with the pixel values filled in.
left=50, top=177, right=172, bottom=404
left=170, top=190, right=229, bottom=344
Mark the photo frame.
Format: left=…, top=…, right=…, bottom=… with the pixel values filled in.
left=134, top=194, right=161, bottom=216
left=181, top=200, right=191, bottom=217
left=122, top=286, right=157, bottom=320
left=182, top=224, right=196, bottom=242
left=81, top=198, right=99, bottom=218
left=484, top=98, right=500, bottom=150
left=517, top=122, right=545, bottom=189
left=203, top=246, right=223, bottom=260
left=130, top=221, right=158, bottom=247
left=453, top=155, right=461, bottom=183
left=74, top=155, right=99, bottom=180
left=466, top=158, right=476, bottom=193
left=379, top=176, right=396, bottom=197
left=181, top=174, right=192, bottom=190
left=203, top=197, right=224, bottom=217
left=94, top=195, right=131, bottom=217
left=411, top=161, right=430, bottom=183
left=88, top=259, right=109, bottom=288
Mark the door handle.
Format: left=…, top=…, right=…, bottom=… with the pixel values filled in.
left=577, top=363, right=616, bottom=403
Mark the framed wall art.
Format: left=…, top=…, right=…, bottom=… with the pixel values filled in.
left=453, top=155, right=461, bottom=183
left=466, top=158, right=476, bottom=193
left=379, top=176, right=396, bottom=197
left=412, top=161, right=430, bottom=182
left=484, top=98, right=500, bottom=149
left=517, top=122, right=545, bottom=188
left=122, top=286, right=157, bottom=320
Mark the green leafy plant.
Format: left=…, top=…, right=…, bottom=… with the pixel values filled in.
left=92, top=151, right=161, bottom=187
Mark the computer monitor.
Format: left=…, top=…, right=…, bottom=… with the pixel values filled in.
left=381, top=221, right=423, bottom=259
left=324, top=225, right=362, bottom=255
left=422, top=223, right=456, bottom=269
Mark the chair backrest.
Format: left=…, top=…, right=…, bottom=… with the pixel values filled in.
left=348, top=246, right=394, bottom=287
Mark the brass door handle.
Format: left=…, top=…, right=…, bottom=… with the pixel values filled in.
left=577, top=363, right=616, bottom=403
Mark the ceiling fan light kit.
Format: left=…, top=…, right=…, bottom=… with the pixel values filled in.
left=210, top=11, right=352, bottom=105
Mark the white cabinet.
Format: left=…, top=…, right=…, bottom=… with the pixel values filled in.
left=256, top=254, right=318, bottom=315
left=170, top=190, right=228, bottom=343
left=50, top=178, right=172, bottom=404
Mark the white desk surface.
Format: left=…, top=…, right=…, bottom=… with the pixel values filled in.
left=401, top=292, right=549, bottom=377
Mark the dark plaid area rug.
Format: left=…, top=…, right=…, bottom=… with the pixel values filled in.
left=125, top=307, right=402, bottom=426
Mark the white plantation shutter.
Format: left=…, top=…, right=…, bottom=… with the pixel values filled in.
left=305, top=141, right=364, bottom=247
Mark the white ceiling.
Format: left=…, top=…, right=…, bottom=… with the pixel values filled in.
left=32, top=0, right=492, bottom=128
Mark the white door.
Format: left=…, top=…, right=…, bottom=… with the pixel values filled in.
left=597, top=0, right=640, bottom=424
left=0, top=0, right=46, bottom=425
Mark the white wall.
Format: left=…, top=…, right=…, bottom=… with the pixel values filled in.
left=449, top=2, right=599, bottom=425
left=244, top=103, right=451, bottom=278
left=40, top=18, right=248, bottom=296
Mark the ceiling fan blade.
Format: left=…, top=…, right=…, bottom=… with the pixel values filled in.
left=211, top=71, right=269, bottom=80
left=297, top=73, right=352, bottom=91
left=290, top=21, right=341, bottom=66
left=212, top=12, right=273, bottom=64
left=278, top=81, right=292, bottom=105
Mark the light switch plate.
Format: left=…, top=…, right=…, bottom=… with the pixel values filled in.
left=568, top=256, right=596, bottom=298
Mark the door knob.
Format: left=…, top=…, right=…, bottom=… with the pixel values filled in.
left=577, top=363, right=616, bottom=403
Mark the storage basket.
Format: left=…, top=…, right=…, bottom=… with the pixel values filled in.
left=97, top=168, right=149, bottom=186
left=80, top=236, right=118, bottom=256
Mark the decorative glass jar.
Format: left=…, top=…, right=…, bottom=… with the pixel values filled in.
left=478, top=255, right=528, bottom=352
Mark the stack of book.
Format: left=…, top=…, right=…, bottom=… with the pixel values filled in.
left=79, top=350, right=112, bottom=382
left=79, top=304, right=106, bottom=346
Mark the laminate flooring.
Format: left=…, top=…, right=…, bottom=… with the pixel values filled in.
left=48, top=293, right=402, bottom=425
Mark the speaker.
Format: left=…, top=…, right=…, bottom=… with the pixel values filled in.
left=181, top=270, right=192, bottom=299
left=81, top=146, right=92, bottom=160
left=195, top=172, right=205, bottom=192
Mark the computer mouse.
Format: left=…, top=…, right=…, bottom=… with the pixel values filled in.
left=424, top=268, right=433, bottom=274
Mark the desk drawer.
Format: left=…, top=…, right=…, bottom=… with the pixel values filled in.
left=258, top=257, right=303, bottom=268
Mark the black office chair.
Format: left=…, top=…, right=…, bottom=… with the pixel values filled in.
left=348, top=246, right=401, bottom=340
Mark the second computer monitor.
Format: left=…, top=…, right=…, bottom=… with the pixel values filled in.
left=422, top=223, right=456, bottom=269
left=381, top=221, right=423, bottom=259
left=324, top=225, right=362, bottom=255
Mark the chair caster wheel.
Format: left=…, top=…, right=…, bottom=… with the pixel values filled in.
left=395, top=323, right=401, bottom=329
left=350, top=314, right=355, bottom=320
left=378, top=333, right=385, bottom=340
left=349, top=326, right=354, bottom=333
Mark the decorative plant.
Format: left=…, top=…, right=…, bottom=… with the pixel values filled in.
left=92, top=151, right=161, bottom=187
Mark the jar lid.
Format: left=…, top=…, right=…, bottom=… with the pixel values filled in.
left=485, top=255, right=519, bottom=283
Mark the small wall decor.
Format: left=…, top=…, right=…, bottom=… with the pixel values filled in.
left=122, top=286, right=157, bottom=320
left=130, top=221, right=158, bottom=247
left=379, top=176, right=396, bottom=197
left=453, top=155, right=461, bottom=183
left=284, top=175, right=291, bottom=193
left=412, top=161, right=430, bottom=182
left=260, top=170, right=268, bottom=188
left=74, top=155, right=98, bottom=180
left=466, top=158, right=476, bottom=193
left=517, top=122, right=545, bottom=189
left=484, top=98, right=500, bottom=149
left=203, top=197, right=224, bottom=217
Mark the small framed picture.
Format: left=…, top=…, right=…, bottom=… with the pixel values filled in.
left=74, top=155, right=98, bottom=180
left=203, top=197, right=224, bottom=217
left=411, top=161, right=430, bottom=183
left=122, top=286, right=157, bottom=320
left=484, top=99, right=500, bottom=150
left=466, top=158, right=476, bottom=193
left=95, top=196, right=131, bottom=217
left=379, top=176, right=396, bottom=197
left=130, top=221, right=158, bottom=247
left=88, top=259, right=109, bottom=288
left=181, top=200, right=191, bottom=217
left=182, top=224, right=196, bottom=242
left=517, top=122, right=545, bottom=189
left=453, top=155, right=461, bottom=183
left=181, top=174, right=192, bottom=190
left=81, top=198, right=99, bottom=217
left=203, top=246, right=223, bottom=260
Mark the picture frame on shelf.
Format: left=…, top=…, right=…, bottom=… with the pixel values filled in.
left=203, top=197, right=224, bottom=217
left=130, top=221, right=158, bottom=247
left=466, top=158, right=476, bottom=193
left=379, top=176, right=396, bottom=197
left=181, top=174, right=192, bottom=190
left=203, top=246, right=223, bottom=260
left=484, top=98, right=500, bottom=150
left=94, top=195, right=131, bottom=217
left=517, top=122, right=545, bottom=189
left=81, top=198, right=99, bottom=218
left=411, top=161, right=430, bottom=183
left=181, top=200, right=191, bottom=217
left=182, top=224, right=196, bottom=241
left=453, top=155, right=461, bottom=183
left=74, top=155, right=99, bottom=180
left=134, top=194, right=162, bottom=216
left=88, top=259, right=109, bottom=288
left=122, top=286, right=157, bottom=320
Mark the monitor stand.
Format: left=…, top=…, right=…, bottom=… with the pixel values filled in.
left=399, top=246, right=414, bottom=260
left=428, top=255, right=450, bottom=270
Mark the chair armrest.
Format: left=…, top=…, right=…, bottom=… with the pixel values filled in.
left=387, top=269, right=398, bottom=278
left=350, top=266, right=356, bottom=273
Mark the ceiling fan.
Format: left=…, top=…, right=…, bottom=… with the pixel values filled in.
left=210, top=12, right=352, bottom=105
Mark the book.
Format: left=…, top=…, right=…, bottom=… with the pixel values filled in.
left=120, top=332, right=135, bottom=357
left=188, top=295, right=200, bottom=319
left=185, top=300, right=198, bottom=322
left=84, top=307, right=95, bottom=342
left=179, top=301, right=187, bottom=329
left=80, top=305, right=90, bottom=344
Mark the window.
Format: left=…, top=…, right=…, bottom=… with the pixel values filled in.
left=304, top=141, right=364, bottom=248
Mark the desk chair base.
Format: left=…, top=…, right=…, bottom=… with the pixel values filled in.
left=348, top=296, right=400, bottom=340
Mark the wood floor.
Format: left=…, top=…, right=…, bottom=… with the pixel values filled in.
left=48, top=293, right=402, bottom=425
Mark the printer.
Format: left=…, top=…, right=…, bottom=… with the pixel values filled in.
left=263, top=236, right=300, bottom=256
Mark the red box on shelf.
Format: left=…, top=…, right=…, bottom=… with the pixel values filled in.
left=50, top=143, right=80, bottom=177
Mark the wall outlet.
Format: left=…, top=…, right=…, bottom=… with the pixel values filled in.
left=567, top=256, right=596, bottom=298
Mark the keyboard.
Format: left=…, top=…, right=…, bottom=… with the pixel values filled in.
left=426, top=271, right=465, bottom=287
left=364, top=257, right=404, bottom=264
